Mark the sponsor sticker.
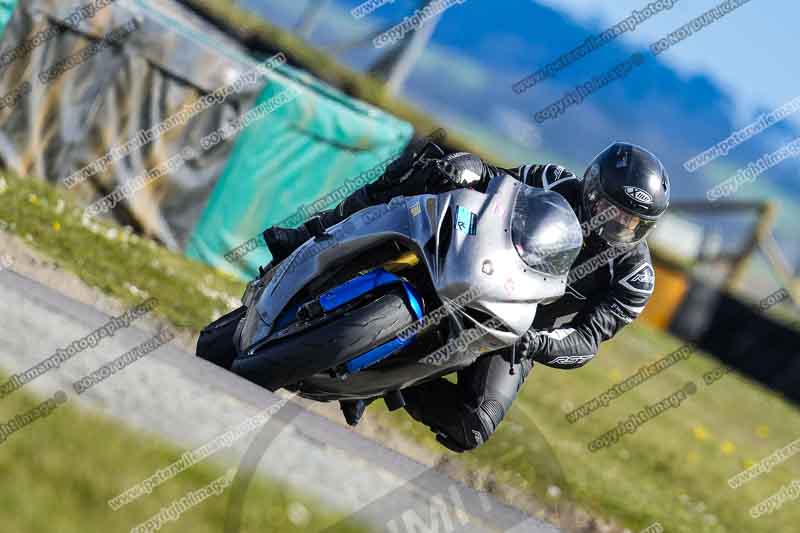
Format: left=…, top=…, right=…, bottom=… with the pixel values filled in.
left=455, top=205, right=477, bottom=236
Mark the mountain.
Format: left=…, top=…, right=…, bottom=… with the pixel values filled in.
left=240, top=0, right=800, bottom=265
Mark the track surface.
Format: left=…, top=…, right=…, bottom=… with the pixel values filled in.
left=0, top=269, right=561, bottom=533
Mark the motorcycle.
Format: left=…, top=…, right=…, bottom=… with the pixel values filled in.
left=196, top=173, right=583, bottom=410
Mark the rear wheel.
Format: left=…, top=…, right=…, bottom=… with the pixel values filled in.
left=232, top=287, right=417, bottom=391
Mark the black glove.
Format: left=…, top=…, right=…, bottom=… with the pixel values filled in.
left=367, top=157, right=458, bottom=202
left=515, top=330, right=546, bottom=360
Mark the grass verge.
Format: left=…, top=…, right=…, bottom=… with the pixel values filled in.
left=0, top=370, right=368, bottom=532
left=2, top=170, right=799, bottom=532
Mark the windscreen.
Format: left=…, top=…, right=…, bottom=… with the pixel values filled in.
left=511, top=187, right=583, bottom=276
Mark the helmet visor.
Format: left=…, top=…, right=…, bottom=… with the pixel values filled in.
left=588, top=197, right=656, bottom=245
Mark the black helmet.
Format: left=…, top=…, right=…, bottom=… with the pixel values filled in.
left=582, top=142, right=670, bottom=246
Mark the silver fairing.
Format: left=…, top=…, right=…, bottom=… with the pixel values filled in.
left=239, top=174, right=582, bottom=354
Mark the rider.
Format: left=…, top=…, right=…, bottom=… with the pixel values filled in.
left=263, top=140, right=670, bottom=452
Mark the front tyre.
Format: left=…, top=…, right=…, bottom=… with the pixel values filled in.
left=196, top=306, right=247, bottom=370
left=232, top=288, right=418, bottom=391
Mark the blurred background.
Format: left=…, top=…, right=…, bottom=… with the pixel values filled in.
left=0, top=1, right=798, bottom=532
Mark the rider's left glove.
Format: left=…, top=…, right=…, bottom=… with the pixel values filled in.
left=516, top=330, right=546, bottom=360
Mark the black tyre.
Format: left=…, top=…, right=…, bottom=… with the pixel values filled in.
left=232, top=288, right=417, bottom=391
left=196, top=306, right=247, bottom=370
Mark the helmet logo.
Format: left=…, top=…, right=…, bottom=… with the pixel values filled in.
left=589, top=163, right=600, bottom=178
left=624, top=186, right=653, bottom=205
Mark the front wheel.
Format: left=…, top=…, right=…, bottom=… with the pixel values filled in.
left=232, top=287, right=418, bottom=391
left=196, top=306, right=246, bottom=370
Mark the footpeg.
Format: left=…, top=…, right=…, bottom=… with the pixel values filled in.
left=297, top=299, right=324, bottom=321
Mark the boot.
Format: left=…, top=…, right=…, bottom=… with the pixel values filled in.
left=340, top=398, right=373, bottom=427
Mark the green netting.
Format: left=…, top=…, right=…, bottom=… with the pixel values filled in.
left=0, top=0, right=16, bottom=35
left=185, top=62, right=413, bottom=280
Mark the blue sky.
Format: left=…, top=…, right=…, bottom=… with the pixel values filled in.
left=536, top=0, right=799, bottom=126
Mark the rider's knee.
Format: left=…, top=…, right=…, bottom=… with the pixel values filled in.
left=452, top=397, right=508, bottom=451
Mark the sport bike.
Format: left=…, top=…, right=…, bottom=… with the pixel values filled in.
left=196, top=174, right=583, bottom=410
